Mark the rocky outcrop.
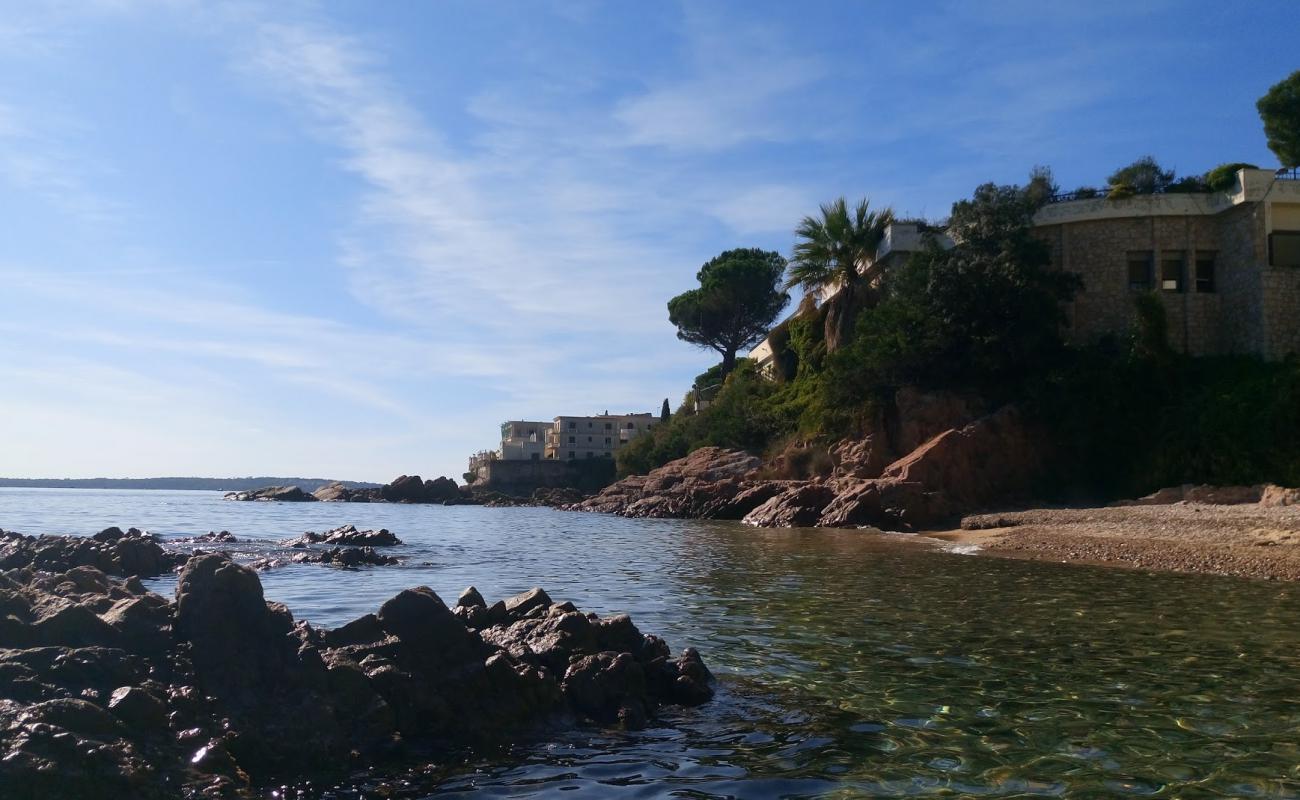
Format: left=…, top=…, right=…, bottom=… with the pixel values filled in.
left=0, top=528, right=183, bottom=578
left=0, top=545, right=712, bottom=798
left=1113, top=483, right=1300, bottom=508
left=573, top=403, right=1045, bottom=531
left=314, top=475, right=467, bottom=504
left=574, top=447, right=763, bottom=517
left=382, top=475, right=461, bottom=504
left=280, top=524, right=401, bottom=548
left=223, top=485, right=317, bottom=502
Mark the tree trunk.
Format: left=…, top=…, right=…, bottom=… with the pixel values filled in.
left=720, top=348, right=737, bottom=376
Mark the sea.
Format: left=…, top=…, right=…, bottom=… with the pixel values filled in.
left=3, top=488, right=1298, bottom=798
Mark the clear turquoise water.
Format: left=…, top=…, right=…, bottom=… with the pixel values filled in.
left=3, top=488, right=1299, bottom=798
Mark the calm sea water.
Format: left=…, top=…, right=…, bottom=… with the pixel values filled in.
left=3, top=488, right=1299, bottom=798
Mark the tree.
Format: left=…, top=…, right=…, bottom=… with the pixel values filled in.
left=786, top=197, right=895, bottom=353
left=833, top=182, right=1082, bottom=394
left=667, top=248, right=789, bottom=375
left=1023, top=165, right=1059, bottom=209
left=1107, top=156, right=1175, bottom=195
left=1257, top=70, right=1300, bottom=168
left=660, top=398, right=671, bottom=422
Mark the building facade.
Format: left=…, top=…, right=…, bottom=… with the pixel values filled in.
left=544, top=413, right=658, bottom=460
left=1033, top=168, right=1300, bottom=358
left=748, top=170, right=1300, bottom=369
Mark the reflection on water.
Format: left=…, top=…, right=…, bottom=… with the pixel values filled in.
left=3, top=489, right=1299, bottom=798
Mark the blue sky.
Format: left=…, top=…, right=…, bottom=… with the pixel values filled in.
left=0, top=1, right=1293, bottom=482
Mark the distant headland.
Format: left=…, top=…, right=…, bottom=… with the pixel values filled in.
left=0, top=477, right=380, bottom=492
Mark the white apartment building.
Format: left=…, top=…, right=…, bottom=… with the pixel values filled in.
left=544, top=413, right=658, bottom=460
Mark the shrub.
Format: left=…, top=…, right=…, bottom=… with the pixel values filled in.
left=1204, top=162, right=1258, bottom=192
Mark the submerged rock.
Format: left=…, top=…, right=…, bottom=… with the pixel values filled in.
left=0, top=538, right=712, bottom=797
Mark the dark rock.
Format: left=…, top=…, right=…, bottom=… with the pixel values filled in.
left=281, top=524, right=401, bottom=548
left=504, top=587, right=552, bottom=618
left=563, top=652, right=648, bottom=728
left=293, top=546, right=400, bottom=568
left=107, top=686, right=167, bottom=732
left=380, top=474, right=462, bottom=504
left=323, top=613, right=385, bottom=647
left=457, top=586, right=486, bottom=608
left=223, top=485, right=317, bottom=502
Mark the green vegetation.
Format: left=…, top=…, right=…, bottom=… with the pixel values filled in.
left=1204, top=162, right=1258, bottom=192
left=631, top=120, right=1300, bottom=496
left=667, top=248, right=789, bottom=374
left=787, top=197, right=895, bottom=353
left=1257, top=69, right=1300, bottom=168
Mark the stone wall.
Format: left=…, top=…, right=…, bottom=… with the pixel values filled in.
left=474, top=458, right=615, bottom=496
left=1035, top=197, right=1300, bottom=358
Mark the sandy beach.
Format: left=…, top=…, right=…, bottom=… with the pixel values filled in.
left=930, top=503, right=1300, bottom=580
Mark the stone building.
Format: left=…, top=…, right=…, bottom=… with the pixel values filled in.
left=544, top=413, right=657, bottom=460
left=1033, top=167, right=1300, bottom=357
left=749, top=169, right=1300, bottom=368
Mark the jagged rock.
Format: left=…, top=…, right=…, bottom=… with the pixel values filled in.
left=816, top=478, right=951, bottom=529
left=574, top=448, right=762, bottom=518
left=223, top=485, right=318, bottom=502
left=107, top=686, right=167, bottom=731
left=457, top=586, right=487, bottom=608
left=180, top=530, right=238, bottom=543
left=504, top=587, right=552, bottom=617
left=0, top=537, right=713, bottom=796
left=742, top=484, right=838, bottom=527
left=890, top=387, right=983, bottom=455
left=0, top=529, right=182, bottom=578
left=313, top=481, right=376, bottom=502
left=830, top=435, right=894, bottom=479
left=1115, top=484, right=1267, bottom=506
left=292, top=546, right=400, bottom=568
left=281, top=524, right=402, bottom=548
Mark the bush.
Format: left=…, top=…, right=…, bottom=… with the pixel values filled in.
left=1204, top=162, right=1258, bottom=192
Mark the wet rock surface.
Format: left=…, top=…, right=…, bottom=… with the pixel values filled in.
left=0, top=540, right=713, bottom=798
left=281, top=524, right=402, bottom=548
left=0, top=527, right=185, bottom=578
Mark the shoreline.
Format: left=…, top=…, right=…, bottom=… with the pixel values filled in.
left=921, top=503, right=1300, bottom=581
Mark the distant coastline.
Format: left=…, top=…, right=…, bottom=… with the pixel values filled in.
left=0, top=477, right=380, bottom=492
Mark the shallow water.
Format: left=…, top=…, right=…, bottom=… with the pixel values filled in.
left=3, top=488, right=1299, bottom=798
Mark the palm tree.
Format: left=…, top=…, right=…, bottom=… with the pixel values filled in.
left=786, top=197, right=894, bottom=352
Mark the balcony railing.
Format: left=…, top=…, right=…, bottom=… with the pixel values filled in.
left=1278, top=168, right=1300, bottom=181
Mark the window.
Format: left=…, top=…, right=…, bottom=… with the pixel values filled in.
left=587, top=421, right=593, bottom=429
left=604, top=422, right=612, bottom=430
left=1195, top=253, right=1216, bottom=293
left=585, top=452, right=594, bottom=459
left=1127, top=251, right=1153, bottom=291
left=1271, top=232, right=1300, bottom=268
left=626, top=422, right=635, bottom=429
left=586, top=436, right=592, bottom=443
left=567, top=421, right=576, bottom=430
left=568, top=436, right=575, bottom=444
left=530, top=453, right=540, bottom=460
left=567, top=451, right=575, bottom=459
left=604, top=437, right=611, bottom=445
left=1161, top=251, right=1185, bottom=292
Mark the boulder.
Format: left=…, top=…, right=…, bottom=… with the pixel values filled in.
left=1261, top=484, right=1300, bottom=507
left=107, top=686, right=167, bottom=731
left=380, top=475, right=462, bottom=504
left=223, top=485, right=317, bottom=502
left=742, top=484, right=838, bottom=527
left=281, top=524, right=401, bottom=548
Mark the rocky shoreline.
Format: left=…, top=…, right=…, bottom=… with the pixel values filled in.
left=570, top=392, right=1043, bottom=531
left=0, top=531, right=713, bottom=798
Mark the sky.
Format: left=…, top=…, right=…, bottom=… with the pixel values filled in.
left=0, top=1, right=1294, bottom=482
